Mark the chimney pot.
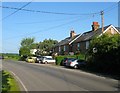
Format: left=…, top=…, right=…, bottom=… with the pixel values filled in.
left=92, top=22, right=100, bottom=31
left=70, top=30, right=76, bottom=38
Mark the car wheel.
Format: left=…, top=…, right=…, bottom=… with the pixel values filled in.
left=74, top=65, right=78, bottom=69
left=45, top=61, right=48, bottom=64
left=39, top=61, right=41, bottom=63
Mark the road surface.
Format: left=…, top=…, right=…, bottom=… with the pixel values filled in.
left=2, top=60, right=119, bottom=91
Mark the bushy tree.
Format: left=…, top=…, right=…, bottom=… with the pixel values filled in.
left=21, top=37, right=35, bottom=48
left=38, top=39, right=58, bottom=55
left=19, top=46, right=30, bottom=56
left=87, top=34, right=120, bottom=74
left=19, top=37, right=35, bottom=56
left=19, top=38, right=58, bottom=56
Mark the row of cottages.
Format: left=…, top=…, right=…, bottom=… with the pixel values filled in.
left=54, top=22, right=120, bottom=55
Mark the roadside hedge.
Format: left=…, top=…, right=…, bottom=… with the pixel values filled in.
left=55, top=54, right=85, bottom=65
left=86, top=34, right=120, bottom=75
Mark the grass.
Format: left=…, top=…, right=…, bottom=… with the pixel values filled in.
left=2, top=53, right=20, bottom=61
left=2, top=70, right=20, bottom=93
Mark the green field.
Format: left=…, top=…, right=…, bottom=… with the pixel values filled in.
left=1, top=53, right=20, bottom=61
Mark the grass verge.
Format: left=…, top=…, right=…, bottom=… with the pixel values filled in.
left=2, top=70, right=20, bottom=93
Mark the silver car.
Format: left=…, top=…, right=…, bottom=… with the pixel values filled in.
left=66, top=58, right=86, bottom=69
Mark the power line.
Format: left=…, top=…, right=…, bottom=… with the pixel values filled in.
left=1, top=1, right=33, bottom=21
left=2, top=3, right=118, bottom=40
left=103, top=3, right=118, bottom=13
left=1, top=3, right=118, bottom=18
left=15, top=16, right=82, bottom=24
left=0, top=5, right=100, bottom=16
left=4, top=16, right=93, bottom=40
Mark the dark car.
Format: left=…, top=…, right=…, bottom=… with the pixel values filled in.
left=77, top=59, right=87, bottom=68
left=60, top=58, right=68, bottom=66
left=36, top=56, right=44, bottom=63
left=61, top=58, right=76, bottom=66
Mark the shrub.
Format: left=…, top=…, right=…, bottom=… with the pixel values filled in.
left=86, top=34, right=120, bottom=75
left=55, top=56, right=65, bottom=65
left=55, top=54, right=85, bottom=65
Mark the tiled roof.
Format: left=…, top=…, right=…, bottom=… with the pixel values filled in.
left=56, top=25, right=120, bottom=46
left=55, top=34, right=80, bottom=46
left=116, top=27, right=120, bottom=31
left=75, top=25, right=120, bottom=43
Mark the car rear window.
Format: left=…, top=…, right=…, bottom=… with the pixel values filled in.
left=68, top=58, right=76, bottom=61
left=46, top=58, right=53, bottom=60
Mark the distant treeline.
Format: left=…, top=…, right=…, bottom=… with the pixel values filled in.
left=1, top=53, right=20, bottom=61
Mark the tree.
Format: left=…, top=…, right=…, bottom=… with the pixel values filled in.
left=86, top=34, right=120, bottom=74
left=19, top=38, right=58, bottom=56
left=38, top=39, right=58, bottom=55
left=19, top=46, right=30, bottom=56
left=19, top=37, right=35, bottom=56
left=21, top=37, right=35, bottom=48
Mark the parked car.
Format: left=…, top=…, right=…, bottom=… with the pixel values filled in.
left=77, top=59, right=86, bottom=68
left=36, top=55, right=44, bottom=63
left=41, top=57, right=56, bottom=64
left=26, top=57, right=35, bottom=63
left=43, top=56, right=52, bottom=59
left=66, top=58, right=86, bottom=69
left=60, top=58, right=69, bottom=66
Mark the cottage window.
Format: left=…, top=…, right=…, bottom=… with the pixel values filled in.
left=59, top=46, right=61, bottom=52
left=77, top=43, right=80, bottom=50
left=86, top=41, right=89, bottom=49
left=64, top=45, right=66, bottom=51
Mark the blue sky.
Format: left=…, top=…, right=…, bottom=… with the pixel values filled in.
left=1, top=2, right=118, bottom=53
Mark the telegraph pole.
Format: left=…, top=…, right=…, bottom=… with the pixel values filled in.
left=101, top=11, right=104, bottom=32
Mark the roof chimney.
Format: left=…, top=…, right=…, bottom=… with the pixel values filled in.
left=70, top=30, right=76, bottom=38
left=92, top=22, right=100, bottom=31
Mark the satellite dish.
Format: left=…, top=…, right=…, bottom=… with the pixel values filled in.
left=93, top=47, right=97, bottom=53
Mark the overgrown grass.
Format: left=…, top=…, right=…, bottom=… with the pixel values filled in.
left=2, top=70, right=20, bottom=93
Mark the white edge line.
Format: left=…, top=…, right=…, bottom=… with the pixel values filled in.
left=10, top=71, right=28, bottom=93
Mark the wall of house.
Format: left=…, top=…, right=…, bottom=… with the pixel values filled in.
left=72, top=43, right=77, bottom=52
left=72, top=41, right=87, bottom=54
left=105, top=27, right=118, bottom=35
left=79, top=41, right=86, bottom=53
left=54, top=46, right=58, bottom=53
left=55, top=45, right=69, bottom=55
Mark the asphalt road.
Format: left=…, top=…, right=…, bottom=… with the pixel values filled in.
left=2, top=60, right=119, bottom=91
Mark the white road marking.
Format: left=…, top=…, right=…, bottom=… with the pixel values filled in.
left=2, top=66, right=28, bottom=93
left=10, top=71, right=28, bottom=93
